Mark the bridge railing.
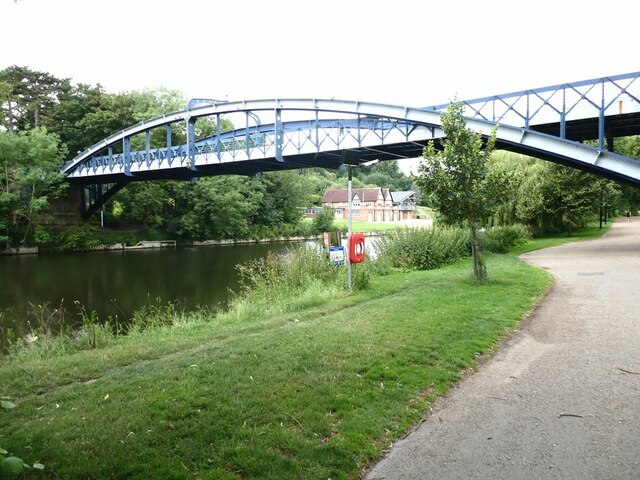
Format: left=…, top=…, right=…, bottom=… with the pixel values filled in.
left=67, top=115, right=435, bottom=179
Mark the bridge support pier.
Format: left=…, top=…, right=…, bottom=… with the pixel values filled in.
left=80, top=183, right=126, bottom=220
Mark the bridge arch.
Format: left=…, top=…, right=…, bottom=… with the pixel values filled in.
left=62, top=98, right=640, bottom=219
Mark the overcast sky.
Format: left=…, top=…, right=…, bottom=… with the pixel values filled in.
left=2, top=0, right=638, bottom=173
left=2, top=0, right=638, bottom=108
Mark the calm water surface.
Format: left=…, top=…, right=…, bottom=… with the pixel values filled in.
left=0, top=242, right=300, bottom=330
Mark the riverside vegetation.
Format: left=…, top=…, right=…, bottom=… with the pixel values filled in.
left=0, top=223, right=609, bottom=479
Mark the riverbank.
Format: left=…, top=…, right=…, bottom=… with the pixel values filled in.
left=0, top=221, right=415, bottom=255
left=0, top=227, right=608, bottom=478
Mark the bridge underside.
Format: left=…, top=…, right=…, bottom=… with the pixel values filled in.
left=531, top=112, right=640, bottom=143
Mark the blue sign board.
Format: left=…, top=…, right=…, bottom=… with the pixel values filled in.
left=329, top=246, right=345, bottom=266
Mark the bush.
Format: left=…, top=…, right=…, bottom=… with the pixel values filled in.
left=54, top=224, right=101, bottom=251
left=480, top=225, right=531, bottom=253
left=39, top=226, right=139, bottom=252
left=312, top=207, right=336, bottom=234
left=374, top=226, right=471, bottom=270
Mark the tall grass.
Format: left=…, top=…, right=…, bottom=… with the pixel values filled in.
left=0, top=224, right=533, bottom=360
left=480, top=224, right=532, bottom=253
left=374, top=224, right=533, bottom=270
left=231, top=246, right=347, bottom=316
left=375, top=226, right=471, bottom=270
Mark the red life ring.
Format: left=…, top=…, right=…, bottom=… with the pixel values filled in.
left=349, top=232, right=365, bottom=264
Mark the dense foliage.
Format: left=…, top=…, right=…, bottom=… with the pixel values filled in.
left=479, top=225, right=531, bottom=253
left=413, top=103, right=635, bottom=245
left=375, top=224, right=532, bottom=272
left=0, top=128, right=67, bottom=247
left=375, top=226, right=471, bottom=270
left=488, top=152, right=622, bottom=235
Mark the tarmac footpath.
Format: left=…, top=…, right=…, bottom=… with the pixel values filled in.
left=366, top=218, right=640, bottom=480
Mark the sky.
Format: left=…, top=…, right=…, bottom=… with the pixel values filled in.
left=1, top=0, right=639, bottom=172
left=2, top=0, right=638, bottom=107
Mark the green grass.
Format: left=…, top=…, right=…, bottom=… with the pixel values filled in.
left=0, top=225, right=608, bottom=479
left=415, top=205, right=435, bottom=220
left=512, top=223, right=612, bottom=255
left=302, top=217, right=403, bottom=233
left=333, top=219, right=404, bottom=232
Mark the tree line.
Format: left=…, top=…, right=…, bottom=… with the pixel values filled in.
left=1, top=65, right=639, bottom=250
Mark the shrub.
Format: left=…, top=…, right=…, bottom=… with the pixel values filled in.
left=55, top=224, right=101, bottom=251
left=128, top=299, right=185, bottom=334
left=350, top=260, right=373, bottom=290
left=312, top=207, right=336, bottom=234
left=374, top=226, right=471, bottom=270
left=480, top=224, right=531, bottom=253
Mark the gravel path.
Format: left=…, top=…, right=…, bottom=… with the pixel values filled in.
left=366, top=218, right=640, bottom=479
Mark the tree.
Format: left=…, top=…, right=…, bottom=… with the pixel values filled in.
left=112, top=181, right=173, bottom=230
left=0, top=128, right=68, bottom=247
left=613, top=136, right=640, bottom=213
left=536, top=164, right=612, bottom=235
left=312, top=207, right=335, bottom=234
left=484, top=150, right=623, bottom=235
left=0, top=65, right=71, bottom=131
left=415, top=101, right=504, bottom=281
left=48, top=82, right=107, bottom=159
left=178, top=176, right=263, bottom=240
left=336, top=159, right=412, bottom=191
left=256, top=171, right=314, bottom=227
left=76, top=92, right=140, bottom=150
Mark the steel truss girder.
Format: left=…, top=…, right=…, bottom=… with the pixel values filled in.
left=62, top=100, right=442, bottom=181
left=62, top=97, right=640, bottom=190
left=426, top=71, right=640, bottom=148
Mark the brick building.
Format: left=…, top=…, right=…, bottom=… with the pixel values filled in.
left=320, top=187, right=415, bottom=222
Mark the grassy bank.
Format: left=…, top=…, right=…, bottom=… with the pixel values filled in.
left=0, top=226, right=609, bottom=479
left=333, top=219, right=405, bottom=232
left=302, top=218, right=403, bottom=233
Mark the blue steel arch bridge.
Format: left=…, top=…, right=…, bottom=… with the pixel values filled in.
left=61, top=72, right=640, bottom=219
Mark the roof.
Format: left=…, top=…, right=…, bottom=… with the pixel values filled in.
left=322, top=188, right=391, bottom=203
left=391, top=191, right=415, bottom=203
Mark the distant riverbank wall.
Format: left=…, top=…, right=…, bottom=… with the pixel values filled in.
left=1, top=230, right=398, bottom=255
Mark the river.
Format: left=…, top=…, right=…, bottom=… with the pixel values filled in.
left=0, top=241, right=303, bottom=335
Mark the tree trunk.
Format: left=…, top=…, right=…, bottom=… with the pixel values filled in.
left=20, top=185, right=36, bottom=246
left=470, top=225, right=487, bottom=282
left=34, top=104, right=40, bottom=129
